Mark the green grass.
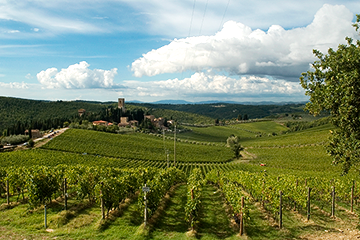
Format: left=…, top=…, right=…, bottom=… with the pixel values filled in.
left=232, top=121, right=289, bottom=134
left=241, top=124, right=333, bottom=147
left=149, top=184, right=189, bottom=239
left=246, top=145, right=337, bottom=174
left=177, top=121, right=289, bottom=143
left=0, top=196, right=145, bottom=240
left=196, top=185, right=238, bottom=239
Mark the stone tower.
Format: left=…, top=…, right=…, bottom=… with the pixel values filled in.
left=118, top=98, right=126, bottom=113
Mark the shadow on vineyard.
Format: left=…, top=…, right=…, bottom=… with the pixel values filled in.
left=197, top=185, right=237, bottom=239
left=150, top=184, right=189, bottom=238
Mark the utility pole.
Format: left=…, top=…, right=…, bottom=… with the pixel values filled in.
left=174, top=125, right=176, bottom=167
left=163, top=129, right=166, bottom=160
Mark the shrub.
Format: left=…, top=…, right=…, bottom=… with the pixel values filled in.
left=1, top=135, right=29, bottom=145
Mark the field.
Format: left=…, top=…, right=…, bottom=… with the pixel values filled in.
left=1, top=120, right=360, bottom=239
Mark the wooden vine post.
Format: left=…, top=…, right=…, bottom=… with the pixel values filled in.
left=44, top=204, right=47, bottom=229
left=64, top=178, right=67, bottom=211
left=262, top=180, right=265, bottom=207
left=190, top=188, right=194, bottom=231
left=143, top=184, right=150, bottom=227
left=331, top=186, right=335, bottom=218
left=307, top=187, right=311, bottom=221
left=100, top=182, right=105, bottom=220
left=294, top=179, right=298, bottom=211
left=6, top=179, right=9, bottom=205
left=351, top=180, right=355, bottom=213
left=240, top=196, right=244, bottom=235
left=279, top=191, right=283, bottom=229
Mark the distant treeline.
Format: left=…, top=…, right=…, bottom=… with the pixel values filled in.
left=2, top=107, right=147, bottom=136
left=130, top=102, right=305, bottom=120
left=284, top=117, right=331, bottom=132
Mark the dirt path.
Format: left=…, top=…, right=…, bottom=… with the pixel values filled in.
left=34, top=127, right=69, bottom=148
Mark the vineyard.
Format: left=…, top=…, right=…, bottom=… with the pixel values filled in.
left=0, top=121, right=360, bottom=239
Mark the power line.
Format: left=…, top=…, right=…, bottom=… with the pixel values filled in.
left=188, top=0, right=197, bottom=37
left=181, top=0, right=197, bottom=78
left=182, top=0, right=232, bottom=76
left=204, top=0, right=232, bottom=70
left=218, top=0, right=231, bottom=31
left=199, top=0, right=209, bottom=35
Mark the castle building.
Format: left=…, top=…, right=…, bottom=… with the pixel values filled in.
left=118, top=98, right=126, bottom=113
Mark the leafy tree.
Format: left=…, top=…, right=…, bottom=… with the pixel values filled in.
left=300, top=15, right=360, bottom=174
left=226, top=135, right=244, bottom=159
left=140, top=118, right=155, bottom=131
left=27, top=139, right=35, bottom=148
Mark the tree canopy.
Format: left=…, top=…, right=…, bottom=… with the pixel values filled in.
left=226, top=135, right=244, bottom=159
left=300, top=15, right=360, bottom=174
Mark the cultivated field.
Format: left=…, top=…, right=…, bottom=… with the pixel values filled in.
left=0, top=120, right=359, bottom=239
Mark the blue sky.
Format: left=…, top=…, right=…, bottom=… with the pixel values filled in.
left=1, top=0, right=360, bottom=103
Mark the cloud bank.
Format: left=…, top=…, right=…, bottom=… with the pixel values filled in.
left=37, top=61, right=119, bottom=89
left=0, top=82, right=28, bottom=89
left=131, top=4, right=356, bottom=81
left=123, top=72, right=305, bottom=100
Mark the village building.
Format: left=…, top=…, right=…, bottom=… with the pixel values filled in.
left=154, top=117, right=165, bottom=129
left=92, top=120, right=113, bottom=126
left=167, top=120, right=175, bottom=125
left=144, top=115, right=155, bottom=122
left=78, top=109, right=86, bottom=117
left=118, top=117, right=138, bottom=127
left=25, top=129, right=43, bottom=139
left=144, top=115, right=168, bottom=129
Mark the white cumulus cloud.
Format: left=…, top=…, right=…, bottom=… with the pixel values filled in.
left=131, top=4, right=356, bottom=81
left=37, top=61, right=119, bottom=89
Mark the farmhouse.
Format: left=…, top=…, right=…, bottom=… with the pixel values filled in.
left=24, top=129, right=43, bottom=139
left=93, top=120, right=113, bottom=126
left=144, top=115, right=169, bottom=129
left=118, top=117, right=138, bottom=127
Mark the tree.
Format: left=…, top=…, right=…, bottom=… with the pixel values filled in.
left=300, top=15, right=360, bottom=174
left=28, top=127, right=32, bottom=139
left=27, top=139, right=34, bottom=148
left=226, top=135, right=244, bottom=159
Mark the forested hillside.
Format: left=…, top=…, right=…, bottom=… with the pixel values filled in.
left=0, top=97, right=107, bottom=134
left=130, top=102, right=306, bottom=120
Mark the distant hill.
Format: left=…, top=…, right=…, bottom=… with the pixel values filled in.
left=0, top=97, right=108, bottom=134
left=130, top=102, right=306, bottom=120
left=0, top=96, right=308, bottom=135
left=148, top=100, right=308, bottom=105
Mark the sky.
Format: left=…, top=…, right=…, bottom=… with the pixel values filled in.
left=1, top=0, right=360, bottom=103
